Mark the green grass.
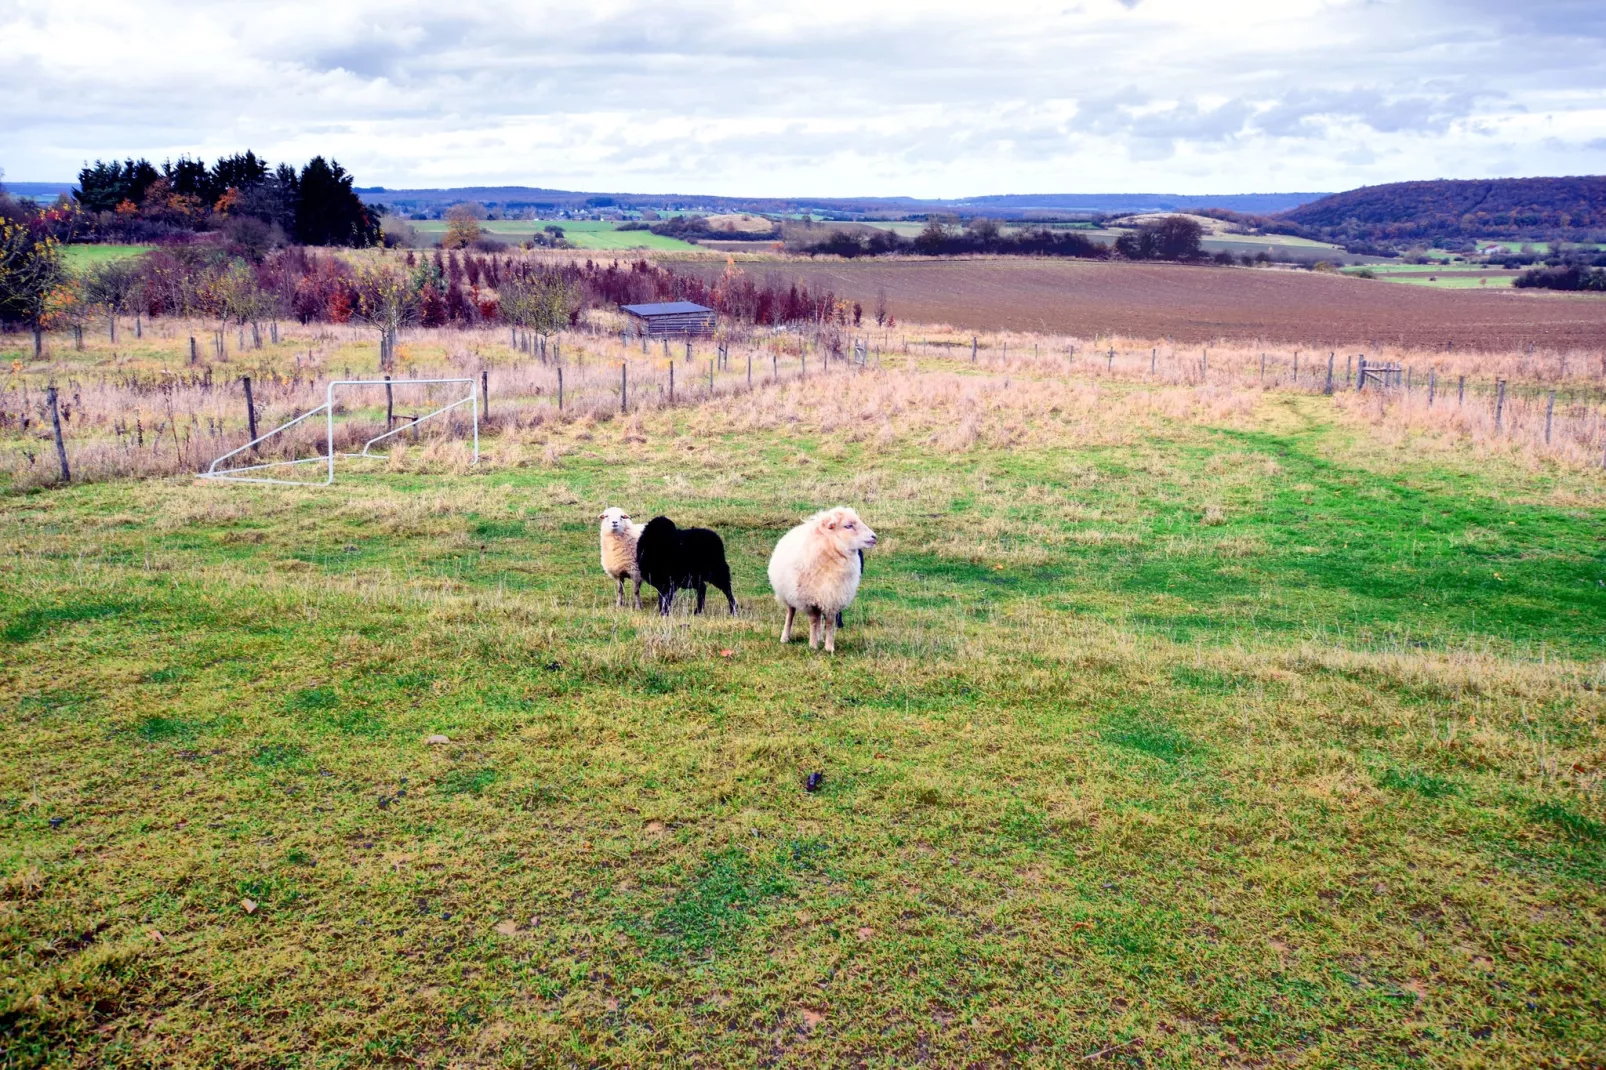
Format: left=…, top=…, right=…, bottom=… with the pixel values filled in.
left=1, top=380, right=1603, bottom=1067
left=58, top=244, right=154, bottom=272
left=1344, top=264, right=1521, bottom=288
left=404, top=219, right=700, bottom=251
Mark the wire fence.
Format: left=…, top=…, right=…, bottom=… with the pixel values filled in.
left=3, top=318, right=1604, bottom=489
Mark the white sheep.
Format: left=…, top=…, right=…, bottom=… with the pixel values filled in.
left=767, top=506, right=878, bottom=652
left=598, top=507, right=645, bottom=608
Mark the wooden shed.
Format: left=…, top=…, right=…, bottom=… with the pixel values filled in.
left=621, top=301, right=716, bottom=337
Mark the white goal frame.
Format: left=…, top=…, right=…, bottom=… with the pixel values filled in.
left=200, top=378, right=480, bottom=486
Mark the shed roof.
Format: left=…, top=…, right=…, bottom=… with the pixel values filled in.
left=620, top=301, right=714, bottom=317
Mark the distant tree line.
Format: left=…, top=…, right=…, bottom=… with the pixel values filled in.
left=1513, top=264, right=1606, bottom=292
left=798, top=214, right=1207, bottom=262
left=644, top=215, right=783, bottom=243
left=70, top=152, right=381, bottom=248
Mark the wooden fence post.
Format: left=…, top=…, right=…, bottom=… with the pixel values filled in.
left=747, top=351, right=752, bottom=388
left=243, top=376, right=259, bottom=450
left=1357, top=357, right=1366, bottom=391
left=1495, top=379, right=1506, bottom=432
left=47, top=386, right=70, bottom=484
left=385, top=374, right=394, bottom=428
left=1325, top=354, right=1334, bottom=395
left=1458, top=375, right=1465, bottom=405
left=1151, top=348, right=1156, bottom=374
left=557, top=366, right=564, bottom=411
left=481, top=369, right=489, bottom=423
left=1428, top=370, right=1436, bottom=406
left=708, top=360, right=714, bottom=395
left=621, top=362, right=628, bottom=413
left=189, top=336, right=197, bottom=364
left=669, top=361, right=674, bottom=403
left=772, top=352, right=778, bottom=382
left=971, top=336, right=977, bottom=363
left=1545, top=390, right=1555, bottom=444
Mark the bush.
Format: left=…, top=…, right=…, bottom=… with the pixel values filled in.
left=1513, top=264, right=1606, bottom=291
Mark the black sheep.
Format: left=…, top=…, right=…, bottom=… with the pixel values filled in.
left=636, top=516, right=737, bottom=616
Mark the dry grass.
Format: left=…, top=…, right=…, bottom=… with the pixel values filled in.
left=3, top=318, right=1604, bottom=493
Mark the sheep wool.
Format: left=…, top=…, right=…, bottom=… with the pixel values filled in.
left=598, top=507, right=645, bottom=609
left=767, top=506, right=878, bottom=652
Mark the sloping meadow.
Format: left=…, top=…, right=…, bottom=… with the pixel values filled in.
left=1, top=362, right=1604, bottom=1067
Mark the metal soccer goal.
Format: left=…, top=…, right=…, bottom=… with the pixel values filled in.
left=200, top=378, right=480, bottom=486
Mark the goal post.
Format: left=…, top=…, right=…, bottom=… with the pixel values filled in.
left=201, top=378, right=480, bottom=486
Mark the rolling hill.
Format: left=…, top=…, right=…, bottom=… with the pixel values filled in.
left=1280, top=175, right=1606, bottom=243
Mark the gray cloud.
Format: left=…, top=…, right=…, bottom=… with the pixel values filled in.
left=1, top=0, right=1603, bottom=195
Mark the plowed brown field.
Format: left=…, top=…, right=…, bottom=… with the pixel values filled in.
left=681, top=258, right=1606, bottom=348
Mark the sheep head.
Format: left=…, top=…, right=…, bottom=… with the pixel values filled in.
left=812, top=506, right=877, bottom=555
left=599, top=507, right=634, bottom=535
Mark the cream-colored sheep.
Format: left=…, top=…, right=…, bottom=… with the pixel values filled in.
left=767, top=506, right=878, bottom=652
left=598, top=507, right=645, bottom=608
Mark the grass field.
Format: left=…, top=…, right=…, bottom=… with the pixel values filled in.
left=1343, top=265, right=1521, bottom=290
left=404, top=220, right=699, bottom=252
left=2, top=336, right=1604, bottom=1066
left=58, top=245, right=154, bottom=272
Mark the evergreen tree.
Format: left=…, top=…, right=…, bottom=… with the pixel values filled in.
left=73, top=158, right=161, bottom=213
left=294, top=157, right=379, bottom=247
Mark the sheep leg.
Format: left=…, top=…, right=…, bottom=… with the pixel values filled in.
left=659, top=586, right=675, bottom=616
left=694, top=582, right=707, bottom=615
left=719, top=583, right=736, bottom=616
left=632, top=577, right=643, bottom=610
left=807, top=607, right=822, bottom=650
left=616, top=574, right=625, bottom=608
left=822, top=614, right=837, bottom=654
left=780, top=606, right=796, bottom=643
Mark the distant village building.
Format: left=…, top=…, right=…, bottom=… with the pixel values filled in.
left=621, top=301, right=717, bottom=336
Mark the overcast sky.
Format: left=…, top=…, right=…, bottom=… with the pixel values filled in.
left=4, top=0, right=1604, bottom=197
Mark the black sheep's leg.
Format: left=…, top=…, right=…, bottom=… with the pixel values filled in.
left=721, top=582, right=736, bottom=615
left=694, top=581, right=707, bottom=615
left=835, top=609, right=844, bottom=628
left=659, top=586, right=675, bottom=616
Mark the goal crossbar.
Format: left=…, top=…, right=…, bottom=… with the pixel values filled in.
left=201, top=378, right=480, bottom=486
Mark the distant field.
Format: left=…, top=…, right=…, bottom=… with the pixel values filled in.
left=677, top=257, right=1606, bottom=346
left=1346, top=265, right=1521, bottom=289
left=59, top=244, right=153, bottom=271
left=404, top=219, right=698, bottom=251
left=830, top=224, right=1356, bottom=262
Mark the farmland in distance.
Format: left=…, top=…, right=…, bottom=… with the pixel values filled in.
left=677, top=257, right=1606, bottom=348
left=403, top=219, right=698, bottom=251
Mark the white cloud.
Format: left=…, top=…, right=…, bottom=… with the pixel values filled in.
left=2, top=0, right=1603, bottom=194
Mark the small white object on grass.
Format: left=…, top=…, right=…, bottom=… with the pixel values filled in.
left=426, top=734, right=450, bottom=745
